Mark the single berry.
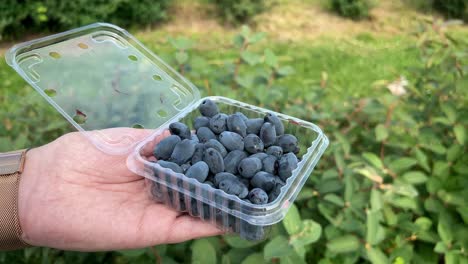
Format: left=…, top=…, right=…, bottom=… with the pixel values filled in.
left=197, top=127, right=216, bottom=142
left=248, top=188, right=268, bottom=204
left=249, top=152, right=269, bottom=160
left=185, top=161, right=209, bottom=182
left=278, top=153, right=299, bottom=180
left=214, top=172, right=238, bottom=187
left=169, top=122, right=191, bottom=140
left=238, top=157, right=262, bottom=179
left=153, top=135, right=181, bottom=160
left=219, top=131, right=244, bottom=151
left=266, top=146, right=283, bottom=158
left=260, top=122, right=276, bottom=147
left=262, top=155, right=278, bottom=175
left=205, top=139, right=228, bottom=157
left=191, top=143, right=205, bottom=164
left=224, top=150, right=248, bottom=174
left=199, top=99, right=219, bottom=117
left=246, top=118, right=264, bottom=135
left=227, top=114, right=247, bottom=137
left=193, top=116, right=210, bottom=130
left=264, top=113, right=284, bottom=136
left=203, top=148, right=225, bottom=174
left=277, top=134, right=298, bottom=153
left=157, top=160, right=183, bottom=174
left=170, top=139, right=197, bottom=165
left=251, top=171, right=276, bottom=192
left=219, top=179, right=249, bottom=199
left=209, top=113, right=228, bottom=134
left=244, top=134, right=264, bottom=154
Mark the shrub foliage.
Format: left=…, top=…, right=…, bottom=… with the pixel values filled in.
left=0, top=0, right=171, bottom=40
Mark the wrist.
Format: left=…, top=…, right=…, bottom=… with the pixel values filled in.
left=18, top=147, right=44, bottom=246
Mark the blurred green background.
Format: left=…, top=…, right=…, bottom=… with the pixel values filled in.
left=1, top=0, right=467, bottom=263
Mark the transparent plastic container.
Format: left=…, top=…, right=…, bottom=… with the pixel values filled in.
left=6, top=23, right=329, bottom=240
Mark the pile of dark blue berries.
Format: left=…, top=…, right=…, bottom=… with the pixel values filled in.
left=153, top=99, right=299, bottom=204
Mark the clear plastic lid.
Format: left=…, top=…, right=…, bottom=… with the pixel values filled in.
left=6, top=23, right=200, bottom=155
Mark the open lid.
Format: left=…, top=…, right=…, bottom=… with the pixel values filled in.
left=6, top=23, right=200, bottom=155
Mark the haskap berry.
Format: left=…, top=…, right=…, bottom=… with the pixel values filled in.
left=227, top=114, right=247, bottom=137
left=193, top=116, right=210, bottom=130
left=244, top=134, right=264, bottom=154
left=199, top=99, right=219, bottom=117
left=203, top=147, right=225, bottom=174
left=260, top=122, right=276, bottom=147
left=238, top=157, right=262, bottom=179
left=264, top=113, right=284, bottom=136
left=224, top=150, right=248, bottom=174
left=209, top=113, right=228, bottom=134
left=153, top=135, right=181, bottom=160
left=170, top=139, right=197, bottom=165
left=169, top=122, right=191, bottom=140
left=151, top=98, right=303, bottom=206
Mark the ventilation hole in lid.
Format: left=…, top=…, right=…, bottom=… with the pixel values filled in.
left=77, top=43, right=89, bottom=49
left=132, top=124, right=144, bottom=129
left=128, top=55, right=138, bottom=61
left=49, top=52, right=61, bottom=59
left=157, top=110, right=168, bottom=118
left=73, top=109, right=87, bottom=124
left=44, top=88, right=57, bottom=97
left=153, top=74, right=163, bottom=81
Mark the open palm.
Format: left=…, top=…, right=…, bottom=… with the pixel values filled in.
left=19, top=128, right=222, bottom=251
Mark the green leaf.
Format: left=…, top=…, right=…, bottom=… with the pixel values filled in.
left=223, top=235, right=262, bottom=248
left=366, top=210, right=380, bottom=246
left=249, top=32, right=266, bottom=44
left=370, top=189, right=383, bottom=211
left=388, top=197, right=418, bottom=210
left=414, top=148, right=431, bottom=172
left=454, top=124, right=466, bottom=145
left=326, top=235, right=360, bottom=254
left=264, top=48, right=278, bottom=67
left=401, top=171, right=428, bottom=185
left=375, top=124, right=389, bottom=141
left=363, top=152, right=384, bottom=169
left=280, top=251, right=307, bottom=264
left=415, top=217, right=432, bottom=231
left=441, top=103, right=457, bottom=124
left=235, top=76, right=254, bottom=88
left=393, top=183, right=418, bottom=197
left=434, top=241, right=448, bottom=253
left=233, top=34, right=245, bottom=48
left=289, top=220, right=322, bottom=247
left=437, top=190, right=466, bottom=207
left=241, top=51, right=261, bottom=65
left=192, top=239, right=217, bottom=264
left=367, top=248, right=389, bottom=264
left=383, top=205, right=397, bottom=226
left=276, top=66, right=295, bottom=77
left=264, top=236, right=294, bottom=259
left=437, top=218, right=453, bottom=246
left=446, top=145, right=462, bottom=162
left=389, top=157, right=418, bottom=173
left=117, top=248, right=147, bottom=257
left=324, top=194, right=345, bottom=207
left=241, top=25, right=251, bottom=38
left=432, top=161, right=450, bottom=179
left=444, top=251, right=459, bottom=264
left=334, top=149, right=345, bottom=173
left=241, top=253, right=263, bottom=264
left=175, top=51, right=188, bottom=64
left=283, top=204, right=303, bottom=235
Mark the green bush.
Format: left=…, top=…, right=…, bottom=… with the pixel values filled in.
left=433, top=0, right=467, bottom=21
left=211, top=0, right=267, bottom=25
left=0, top=0, right=171, bottom=40
left=329, top=0, right=373, bottom=20
left=1, top=20, right=467, bottom=264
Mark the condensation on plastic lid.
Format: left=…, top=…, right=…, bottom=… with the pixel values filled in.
left=6, top=23, right=200, bottom=154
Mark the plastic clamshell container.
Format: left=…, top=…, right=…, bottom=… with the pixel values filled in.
left=6, top=23, right=329, bottom=240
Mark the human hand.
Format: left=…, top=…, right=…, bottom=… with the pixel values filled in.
left=18, top=128, right=223, bottom=251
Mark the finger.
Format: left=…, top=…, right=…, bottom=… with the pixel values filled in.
left=165, top=215, right=225, bottom=244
